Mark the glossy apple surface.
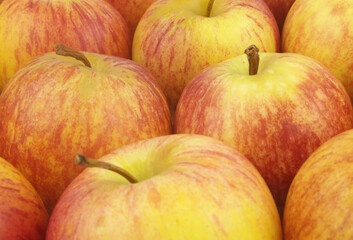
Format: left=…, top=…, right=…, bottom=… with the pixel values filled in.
left=0, top=157, right=48, bottom=240
left=282, top=0, right=353, bottom=103
left=46, top=134, right=282, bottom=239
left=133, top=0, right=279, bottom=113
left=0, top=48, right=171, bottom=212
left=284, top=129, right=353, bottom=239
left=0, top=0, right=131, bottom=91
left=174, top=50, right=353, bottom=215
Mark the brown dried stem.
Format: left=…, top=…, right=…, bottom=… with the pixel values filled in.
left=207, top=0, right=216, bottom=17
left=75, top=154, right=138, bottom=184
left=55, top=44, right=91, bottom=68
left=244, top=45, right=260, bottom=75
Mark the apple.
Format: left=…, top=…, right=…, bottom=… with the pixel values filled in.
left=132, top=0, right=280, bottom=114
left=0, top=44, right=172, bottom=212
left=282, top=0, right=353, bottom=104
left=174, top=45, right=353, bottom=216
left=0, top=0, right=131, bottom=92
left=283, top=129, right=353, bottom=239
left=0, top=157, right=48, bottom=239
left=46, top=134, right=282, bottom=239
left=104, top=0, right=156, bottom=35
left=263, top=0, right=295, bottom=32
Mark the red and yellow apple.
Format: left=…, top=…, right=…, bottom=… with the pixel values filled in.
left=282, top=0, right=353, bottom=104
left=132, top=0, right=280, bottom=113
left=104, top=0, right=156, bottom=35
left=0, top=157, right=48, bottom=240
left=284, top=129, right=353, bottom=239
left=0, top=0, right=131, bottom=91
left=0, top=45, right=172, bottom=212
left=46, top=134, right=282, bottom=239
left=263, top=0, right=295, bottom=32
left=174, top=45, right=353, bottom=215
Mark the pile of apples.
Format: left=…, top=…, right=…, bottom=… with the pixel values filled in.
left=0, top=0, right=353, bottom=239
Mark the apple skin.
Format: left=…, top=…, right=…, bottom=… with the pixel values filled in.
left=263, top=0, right=295, bottom=32
left=0, top=50, right=172, bottom=212
left=0, top=0, right=131, bottom=91
left=46, top=134, right=282, bottom=239
left=0, top=157, right=48, bottom=240
left=132, top=0, right=280, bottom=113
left=282, top=0, right=353, bottom=104
left=283, top=129, right=353, bottom=239
left=174, top=52, right=353, bottom=215
left=104, top=0, right=156, bottom=34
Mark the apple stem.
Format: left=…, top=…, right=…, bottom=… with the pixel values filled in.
left=75, top=154, right=138, bottom=184
left=55, top=44, right=92, bottom=68
left=244, top=45, right=259, bottom=75
left=206, top=0, right=216, bottom=17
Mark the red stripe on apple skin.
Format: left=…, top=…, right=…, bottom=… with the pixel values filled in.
left=16, top=195, right=45, bottom=211
left=146, top=182, right=162, bottom=209
left=172, top=149, right=260, bottom=191
left=0, top=185, right=20, bottom=193
left=1, top=178, right=46, bottom=207
left=297, top=66, right=353, bottom=117
left=3, top=0, right=16, bottom=11
left=152, top=21, right=175, bottom=55
left=235, top=0, right=274, bottom=18
left=236, top=1, right=280, bottom=47
left=174, top=69, right=228, bottom=138
left=164, top=149, right=265, bottom=207
left=8, top=207, right=29, bottom=218
left=212, top=214, right=227, bottom=236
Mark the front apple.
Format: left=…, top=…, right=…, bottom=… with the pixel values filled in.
left=0, top=45, right=172, bottom=212
left=284, top=129, right=353, bottom=239
left=174, top=45, right=353, bottom=216
left=133, top=0, right=279, bottom=114
left=282, top=0, right=353, bottom=104
left=46, top=134, right=282, bottom=239
left=0, top=0, right=131, bottom=91
left=0, top=157, right=48, bottom=239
